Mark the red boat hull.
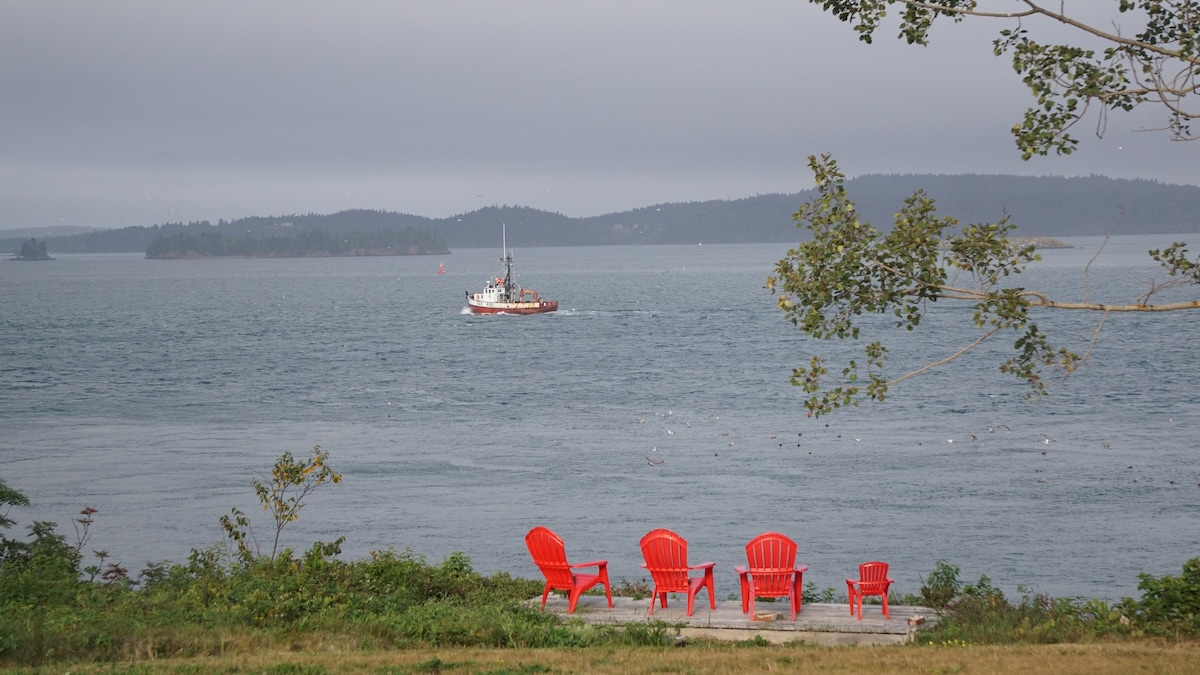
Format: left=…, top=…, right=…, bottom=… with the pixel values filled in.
left=467, top=300, right=558, bottom=314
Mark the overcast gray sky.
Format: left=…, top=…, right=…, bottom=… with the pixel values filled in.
left=2, top=1, right=1195, bottom=230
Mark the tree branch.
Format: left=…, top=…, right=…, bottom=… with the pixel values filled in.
left=904, top=0, right=1200, bottom=64
left=872, top=256, right=1200, bottom=310
left=1074, top=308, right=1111, bottom=371
left=887, top=324, right=1005, bottom=386
left=1026, top=298, right=1200, bottom=311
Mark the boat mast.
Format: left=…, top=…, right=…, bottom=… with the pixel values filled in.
left=501, top=224, right=514, bottom=298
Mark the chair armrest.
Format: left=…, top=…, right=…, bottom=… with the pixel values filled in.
left=689, top=562, right=716, bottom=571
left=570, top=560, right=607, bottom=569
left=733, top=565, right=748, bottom=575
left=794, top=565, right=809, bottom=573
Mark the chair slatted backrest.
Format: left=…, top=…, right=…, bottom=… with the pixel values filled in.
left=745, top=532, right=797, bottom=596
left=858, top=561, right=890, bottom=589
left=525, top=526, right=573, bottom=588
left=639, top=528, right=691, bottom=593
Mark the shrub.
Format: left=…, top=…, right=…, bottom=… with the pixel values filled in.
left=1124, top=556, right=1200, bottom=636
left=920, top=560, right=961, bottom=609
left=612, top=577, right=651, bottom=599
left=917, top=569, right=1134, bottom=645
left=802, top=581, right=839, bottom=604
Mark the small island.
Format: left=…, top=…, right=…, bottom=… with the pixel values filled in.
left=940, top=236, right=1071, bottom=252
left=9, top=238, right=55, bottom=261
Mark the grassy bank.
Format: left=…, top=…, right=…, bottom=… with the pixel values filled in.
left=3, top=533, right=1199, bottom=671
left=3, top=455, right=1198, bottom=673
left=5, top=643, right=1200, bottom=675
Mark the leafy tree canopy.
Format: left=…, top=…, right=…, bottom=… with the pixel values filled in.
left=812, top=0, right=1200, bottom=157
left=771, top=2, right=1200, bottom=416
left=768, top=154, right=1200, bottom=417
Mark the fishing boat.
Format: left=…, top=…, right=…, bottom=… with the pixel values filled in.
left=465, top=230, right=558, bottom=315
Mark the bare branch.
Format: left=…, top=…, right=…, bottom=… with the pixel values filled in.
left=887, top=324, right=1005, bottom=386
left=875, top=257, right=1200, bottom=311
left=1075, top=308, right=1111, bottom=370
left=1084, top=223, right=1119, bottom=304
left=1026, top=298, right=1200, bottom=311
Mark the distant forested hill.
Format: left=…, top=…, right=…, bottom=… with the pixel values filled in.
left=4, top=175, right=1198, bottom=255
left=838, top=174, right=1200, bottom=236
left=3, top=209, right=441, bottom=256
left=144, top=227, right=449, bottom=259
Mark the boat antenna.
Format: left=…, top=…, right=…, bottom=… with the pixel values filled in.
left=501, top=223, right=513, bottom=295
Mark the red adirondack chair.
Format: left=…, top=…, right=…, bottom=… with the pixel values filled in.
left=846, top=561, right=894, bottom=620
left=638, top=528, right=716, bottom=617
left=525, top=526, right=612, bottom=613
left=734, top=532, right=809, bottom=621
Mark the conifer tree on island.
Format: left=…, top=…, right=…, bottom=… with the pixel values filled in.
left=14, top=238, right=52, bottom=261
left=768, top=1, right=1200, bottom=417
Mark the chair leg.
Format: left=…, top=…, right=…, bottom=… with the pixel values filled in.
left=746, top=576, right=755, bottom=617
left=541, top=584, right=552, bottom=610
left=881, top=593, right=890, bottom=619
left=739, top=572, right=750, bottom=614
left=705, top=569, right=716, bottom=610
left=793, top=573, right=804, bottom=618
left=600, top=568, right=613, bottom=608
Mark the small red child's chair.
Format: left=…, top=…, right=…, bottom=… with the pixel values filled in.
left=846, top=561, right=894, bottom=620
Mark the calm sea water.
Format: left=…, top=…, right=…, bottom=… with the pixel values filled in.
left=2, top=237, right=1198, bottom=600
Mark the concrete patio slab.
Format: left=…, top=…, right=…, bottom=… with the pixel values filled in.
left=531, top=595, right=938, bottom=646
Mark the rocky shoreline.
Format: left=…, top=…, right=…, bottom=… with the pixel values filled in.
left=1010, top=236, right=1072, bottom=249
